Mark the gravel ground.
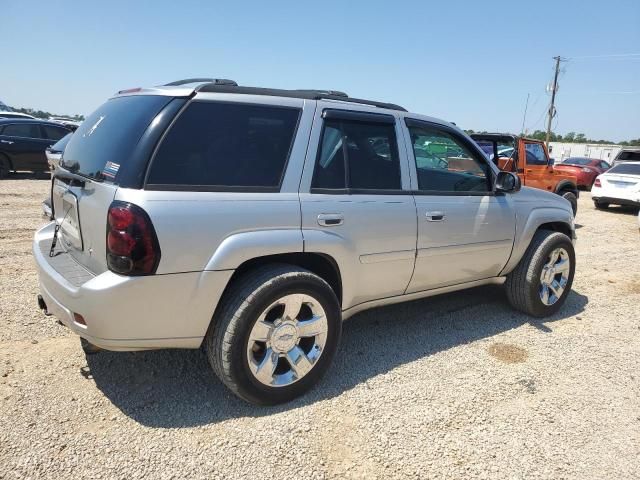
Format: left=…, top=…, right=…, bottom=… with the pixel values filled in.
left=1, top=177, right=639, bottom=479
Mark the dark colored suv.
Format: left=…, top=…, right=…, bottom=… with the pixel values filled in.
left=0, top=119, right=71, bottom=178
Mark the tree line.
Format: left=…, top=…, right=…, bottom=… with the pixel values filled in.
left=10, top=106, right=85, bottom=121
left=465, top=129, right=639, bottom=146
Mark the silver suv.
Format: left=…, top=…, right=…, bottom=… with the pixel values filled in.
left=34, top=79, right=576, bottom=405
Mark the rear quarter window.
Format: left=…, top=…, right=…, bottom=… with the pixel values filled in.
left=146, top=102, right=300, bottom=190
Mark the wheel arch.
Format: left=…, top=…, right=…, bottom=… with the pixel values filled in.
left=500, top=207, right=574, bottom=276
left=222, top=252, right=342, bottom=308
left=554, top=179, right=578, bottom=195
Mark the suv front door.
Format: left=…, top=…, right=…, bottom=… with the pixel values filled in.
left=402, top=119, right=515, bottom=292
left=521, top=140, right=554, bottom=192
left=300, top=106, right=416, bottom=310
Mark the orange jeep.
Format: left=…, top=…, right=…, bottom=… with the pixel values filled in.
left=470, top=134, right=579, bottom=215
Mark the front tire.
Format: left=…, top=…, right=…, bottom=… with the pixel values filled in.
left=505, top=230, right=575, bottom=317
left=205, top=264, right=341, bottom=405
left=593, top=200, right=609, bottom=210
left=561, top=191, right=578, bottom=216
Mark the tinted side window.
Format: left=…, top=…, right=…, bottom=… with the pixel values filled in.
left=312, top=118, right=401, bottom=191
left=2, top=123, right=40, bottom=138
left=524, top=143, right=548, bottom=165
left=42, top=125, right=69, bottom=141
left=148, top=102, right=300, bottom=189
left=408, top=124, right=489, bottom=192
left=599, top=161, right=610, bottom=169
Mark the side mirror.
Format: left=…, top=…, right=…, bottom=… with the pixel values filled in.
left=548, top=157, right=555, bottom=166
left=495, top=171, right=521, bottom=193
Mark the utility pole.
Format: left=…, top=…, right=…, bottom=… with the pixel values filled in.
left=545, top=56, right=561, bottom=149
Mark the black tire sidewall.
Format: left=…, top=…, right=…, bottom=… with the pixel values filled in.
left=222, top=272, right=341, bottom=405
left=527, top=234, right=576, bottom=317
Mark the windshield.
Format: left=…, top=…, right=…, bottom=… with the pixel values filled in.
left=50, top=133, right=72, bottom=152
left=562, top=158, right=591, bottom=166
left=61, top=95, right=171, bottom=181
left=608, top=163, right=640, bottom=175
left=617, top=151, right=640, bottom=161
left=474, top=139, right=516, bottom=160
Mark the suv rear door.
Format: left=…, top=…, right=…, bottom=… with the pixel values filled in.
left=402, top=119, right=515, bottom=292
left=299, top=105, right=416, bottom=309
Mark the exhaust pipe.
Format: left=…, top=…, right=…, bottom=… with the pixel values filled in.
left=37, top=295, right=51, bottom=316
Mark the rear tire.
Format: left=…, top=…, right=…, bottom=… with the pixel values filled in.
left=505, top=230, right=575, bottom=317
left=205, top=264, right=341, bottom=405
left=593, top=200, right=609, bottom=210
left=561, top=191, right=578, bottom=216
left=0, top=155, right=10, bottom=179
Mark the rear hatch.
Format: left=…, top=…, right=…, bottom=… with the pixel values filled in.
left=52, top=95, right=173, bottom=274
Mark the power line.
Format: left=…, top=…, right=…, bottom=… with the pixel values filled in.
left=568, top=53, right=640, bottom=60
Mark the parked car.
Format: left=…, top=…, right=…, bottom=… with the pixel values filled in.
left=0, top=119, right=72, bottom=178
left=0, top=110, right=35, bottom=120
left=471, top=134, right=580, bottom=215
left=553, top=157, right=610, bottom=190
left=34, top=79, right=576, bottom=405
left=45, top=132, right=72, bottom=171
left=591, top=161, right=640, bottom=209
left=42, top=133, right=73, bottom=218
left=611, top=147, right=640, bottom=166
left=48, top=117, right=81, bottom=131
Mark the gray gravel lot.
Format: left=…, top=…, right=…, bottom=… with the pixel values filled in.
left=1, top=177, right=639, bottom=479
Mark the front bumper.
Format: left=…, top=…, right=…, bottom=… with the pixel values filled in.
left=34, top=223, right=233, bottom=351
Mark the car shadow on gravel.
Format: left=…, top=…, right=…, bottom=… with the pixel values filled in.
left=86, top=285, right=588, bottom=427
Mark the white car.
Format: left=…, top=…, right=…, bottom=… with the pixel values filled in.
left=0, top=110, right=35, bottom=119
left=592, top=161, right=640, bottom=209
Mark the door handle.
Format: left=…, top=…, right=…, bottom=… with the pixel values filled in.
left=317, top=213, right=344, bottom=227
left=0, top=140, right=14, bottom=144
left=425, top=211, right=445, bottom=222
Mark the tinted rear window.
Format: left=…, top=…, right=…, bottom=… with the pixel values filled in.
left=61, top=95, right=171, bottom=181
left=608, top=163, right=640, bottom=175
left=147, top=102, right=300, bottom=189
left=618, top=151, right=640, bottom=161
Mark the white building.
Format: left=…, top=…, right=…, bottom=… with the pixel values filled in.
left=548, top=142, right=623, bottom=162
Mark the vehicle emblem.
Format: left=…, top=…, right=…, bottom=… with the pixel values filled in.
left=84, top=115, right=105, bottom=137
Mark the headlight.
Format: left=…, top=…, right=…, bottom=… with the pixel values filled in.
left=581, top=167, right=593, bottom=173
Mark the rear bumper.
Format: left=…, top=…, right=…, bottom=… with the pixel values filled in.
left=34, top=222, right=233, bottom=351
left=592, top=196, right=640, bottom=207
left=591, top=186, right=640, bottom=206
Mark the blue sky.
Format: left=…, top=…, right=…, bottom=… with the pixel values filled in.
left=3, top=0, right=639, bottom=141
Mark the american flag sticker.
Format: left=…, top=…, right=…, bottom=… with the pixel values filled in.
left=102, top=161, right=120, bottom=179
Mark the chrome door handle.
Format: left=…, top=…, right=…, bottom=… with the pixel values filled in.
left=425, top=211, right=445, bottom=222
left=317, top=213, right=344, bottom=227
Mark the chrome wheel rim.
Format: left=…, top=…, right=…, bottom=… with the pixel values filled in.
left=539, top=247, right=570, bottom=306
left=246, top=293, right=328, bottom=387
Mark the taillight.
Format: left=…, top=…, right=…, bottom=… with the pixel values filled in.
left=594, top=178, right=602, bottom=187
left=106, top=201, right=160, bottom=275
left=581, top=167, right=593, bottom=173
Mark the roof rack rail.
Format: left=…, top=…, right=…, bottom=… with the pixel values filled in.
left=294, top=89, right=349, bottom=98
left=197, top=85, right=407, bottom=111
left=164, top=78, right=238, bottom=87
